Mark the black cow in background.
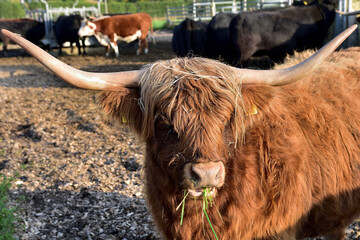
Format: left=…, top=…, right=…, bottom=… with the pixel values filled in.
left=230, top=0, right=336, bottom=66
left=0, top=19, right=45, bottom=56
left=201, top=9, right=280, bottom=64
left=205, top=12, right=237, bottom=64
left=172, top=18, right=208, bottom=57
left=53, top=15, right=86, bottom=56
left=171, top=14, right=238, bottom=62
left=172, top=9, right=282, bottom=64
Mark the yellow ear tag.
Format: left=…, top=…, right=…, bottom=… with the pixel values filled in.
left=246, top=105, right=258, bottom=116
left=121, top=115, right=128, bottom=123
left=304, top=1, right=308, bottom=5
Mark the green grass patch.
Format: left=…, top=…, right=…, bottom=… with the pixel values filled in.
left=0, top=174, right=16, bottom=240
left=152, top=19, right=172, bottom=30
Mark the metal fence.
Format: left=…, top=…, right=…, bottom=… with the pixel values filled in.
left=24, top=0, right=101, bottom=48
left=334, top=0, right=359, bottom=47
left=166, top=0, right=293, bottom=24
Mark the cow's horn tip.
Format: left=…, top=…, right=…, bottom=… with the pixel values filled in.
left=350, top=24, right=358, bottom=31
left=1, top=29, right=10, bottom=35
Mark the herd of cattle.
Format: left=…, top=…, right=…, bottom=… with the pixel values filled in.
left=0, top=0, right=339, bottom=67
left=173, top=0, right=337, bottom=66
left=0, top=12, right=154, bottom=57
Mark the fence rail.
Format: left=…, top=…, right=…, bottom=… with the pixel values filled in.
left=166, top=0, right=292, bottom=24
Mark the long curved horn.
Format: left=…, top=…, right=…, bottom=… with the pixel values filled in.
left=233, top=24, right=358, bottom=86
left=1, top=29, right=140, bottom=90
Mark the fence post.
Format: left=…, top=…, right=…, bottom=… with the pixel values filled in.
left=193, top=0, right=196, bottom=20
left=212, top=0, right=216, bottom=16
left=166, top=6, right=170, bottom=24
left=182, top=4, right=185, bottom=19
left=232, top=0, right=237, bottom=12
left=343, top=0, right=359, bottom=47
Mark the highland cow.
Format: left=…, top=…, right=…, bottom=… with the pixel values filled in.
left=2, top=25, right=360, bottom=240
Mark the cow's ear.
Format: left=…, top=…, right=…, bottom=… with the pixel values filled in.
left=98, top=88, right=143, bottom=136
left=86, top=15, right=95, bottom=21
left=240, top=84, right=275, bottom=125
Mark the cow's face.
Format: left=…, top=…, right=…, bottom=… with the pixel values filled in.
left=147, top=77, right=234, bottom=198
left=78, top=21, right=96, bottom=37
left=100, top=58, right=256, bottom=199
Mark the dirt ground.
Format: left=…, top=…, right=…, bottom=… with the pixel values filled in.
left=0, top=37, right=174, bottom=240
left=0, top=34, right=360, bottom=239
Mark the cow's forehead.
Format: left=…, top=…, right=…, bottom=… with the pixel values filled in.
left=139, top=58, right=241, bottom=128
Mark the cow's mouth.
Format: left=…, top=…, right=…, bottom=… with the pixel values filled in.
left=187, top=187, right=217, bottom=198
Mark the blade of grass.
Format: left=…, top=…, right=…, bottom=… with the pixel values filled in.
left=203, top=188, right=209, bottom=210
left=202, top=187, right=220, bottom=240
left=194, top=196, right=199, bottom=221
left=214, top=204, right=223, bottom=222
left=207, top=190, right=213, bottom=207
left=176, top=190, right=189, bottom=211
left=202, top=207, right=219, bottom=240
left=202, top=204, right=206, bottom=237
left=180, top=190, right=187, bottom=225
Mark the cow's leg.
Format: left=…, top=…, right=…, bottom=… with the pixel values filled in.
left=109, top=41, right=119, bottom=57
left=136, top=39, right=143, bottom=55
left=105, top=38, right=112, bottom=57
left=105, top=45, right=110, bottom=57
left=58, top=44, right=63, bottom=56
left=137, top=38, right=148, bottom=55
left=144, top=38, right=149, bottom=54
left=109, top=34, right=119, bottom=57
left=2, top=36, right=9, bottom=56
left=148, top=32, right=156, bottom=45
left=69, top=41, right=76, bottom=54
left=75, top=40, right=82, bottom=55
left=81, top=37, right=86, bottom=55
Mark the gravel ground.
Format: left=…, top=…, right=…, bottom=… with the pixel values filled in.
left=0, top=31, right=359, bottom=240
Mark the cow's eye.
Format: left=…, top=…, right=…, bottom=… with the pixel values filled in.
left=154, top=115, right=177, bottom=140
left=155, top=114, right=170, bottom=125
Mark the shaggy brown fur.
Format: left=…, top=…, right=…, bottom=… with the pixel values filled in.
left=99, top=48, right=360, bottom=239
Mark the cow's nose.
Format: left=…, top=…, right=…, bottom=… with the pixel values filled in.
left=190, top=161, right=225, bottom=188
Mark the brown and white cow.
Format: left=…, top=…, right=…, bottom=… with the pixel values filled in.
left=3, top=25, right=360, bottom=239
left=78, top=13, right=153, bottom=57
